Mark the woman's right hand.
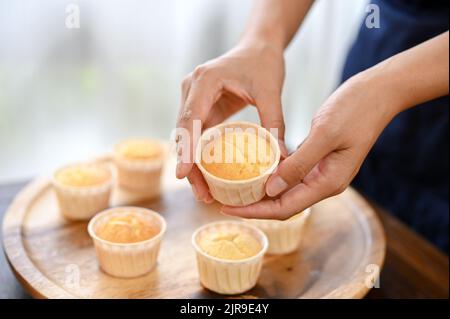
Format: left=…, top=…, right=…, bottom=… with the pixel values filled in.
left=175, top=41, right=288, bottom=203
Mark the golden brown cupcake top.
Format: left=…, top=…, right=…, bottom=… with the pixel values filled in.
left=96, top=213, right=160, bottom=244
left=201, top=131, right=273, bottom=180
left=115, top=139, right=163, bottom=161
left=55, top=164, right=110, bottom=187
left=198, top=230, right=261, bottom=260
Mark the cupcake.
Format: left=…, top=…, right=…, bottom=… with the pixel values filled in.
left=192, top=221, right=268, bottom=295
left=88, top=206, right=166, bottom=278
left=113, top=138, right=165, bottom=195
left=244, top=208, right=311, bottom=255
left=52, top=163, right=112, bottom=220
left=196, top=121, right=280, bottom=206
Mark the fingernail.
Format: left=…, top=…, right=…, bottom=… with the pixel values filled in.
left=266, top=175, right=288, bottom=197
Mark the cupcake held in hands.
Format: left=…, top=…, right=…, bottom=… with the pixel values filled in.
left=196, top=121, right=280, bottom=206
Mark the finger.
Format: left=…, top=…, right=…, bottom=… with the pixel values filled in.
left=203, top=92, right=246, bottom=129
left=265, top=128, right=336, bottom=197
left=175, top=75, right=193, bottom=177
left=176, top=74, right=192, bottom=123
left=187, top=165, right=214, bottom=203
left=224, top=145, right=359, bottom=219
left=255, top=92, right=288, bottom=157
left=222, top=165, right=330, bottom=219
left=176, top=70, right=222, bottom=179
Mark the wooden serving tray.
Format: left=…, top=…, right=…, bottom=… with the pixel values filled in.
left=2, top=155, right=385, bottom=299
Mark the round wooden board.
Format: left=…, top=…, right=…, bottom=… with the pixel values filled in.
left=2, top=155, right=386, bottom=299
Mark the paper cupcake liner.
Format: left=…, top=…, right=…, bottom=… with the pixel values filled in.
left=192, top=221, right=268, bottom=295
left=244, top=208, right=311, bottom=255
left=205, top=175, right=270, bottom=207
left=113, top=143, right=165, bottom=193
left=195, top=121, right=281, bottom=207
left=52, top=166, right=113, bottom=221
left=115, top=159, right=163, bottom=194
left=88, top=207, right=166, bottom=278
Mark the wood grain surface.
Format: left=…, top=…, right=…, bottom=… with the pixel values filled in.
left=365, top=202, right=449, bottom=299
left=2, top=157, right=386, bottom=299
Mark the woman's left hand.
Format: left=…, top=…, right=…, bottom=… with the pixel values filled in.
left=222, top=72, right=399, bottom=219
left=222, top=31, right=449, bottom=219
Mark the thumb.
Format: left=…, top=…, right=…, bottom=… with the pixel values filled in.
left=266, top=128, right=334, bottom=197
left=256, top=93, right=288, bottom=157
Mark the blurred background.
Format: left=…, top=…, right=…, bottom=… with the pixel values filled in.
left=0, top=0, right=368, bottom=182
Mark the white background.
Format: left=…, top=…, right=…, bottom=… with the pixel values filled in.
left=0, top=0, right=368, bottom=182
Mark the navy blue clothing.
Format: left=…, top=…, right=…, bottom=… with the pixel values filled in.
left=342, top=0, right=449, bottom=252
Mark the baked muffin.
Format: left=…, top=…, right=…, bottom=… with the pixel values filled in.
left=88, top=207, right=166, bottom=278
left=198, top=230, right=261, bottom=260
left=52, top=163, right=112, bottom=220
left=115, top=139, right=163, bottom=161
left=192, top=221, right=268, bottom=294
left=96, top=213, right=160, bottom=244
left=196, top=122, right=280, bottom=206
left=113, top=138, right=165, bottom=196
left=201, top=130, right=274, bottom=180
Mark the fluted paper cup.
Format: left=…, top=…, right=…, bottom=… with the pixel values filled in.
left=192, top=221, right=268, bottom=295
left=244, top=208, right=311, bottom=255
left=113, top=139, right=166, bottom=195
left=88, top=207, right=166, bottom=278
left=195, top=121, right=281, bottom=206
left=52, top=163, right=113, bottom=221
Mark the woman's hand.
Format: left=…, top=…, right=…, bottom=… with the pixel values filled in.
left=176, top=41, right=288, bottom=202
left=222, top=31, right=449, bottom=219
left=222, top=72, right=400, bottom=219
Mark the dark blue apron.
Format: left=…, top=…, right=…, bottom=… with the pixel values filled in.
left=341, top=0, right=449, bottom=252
